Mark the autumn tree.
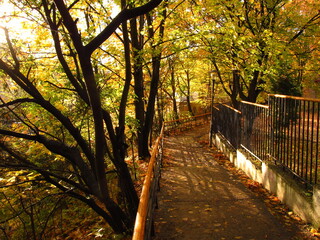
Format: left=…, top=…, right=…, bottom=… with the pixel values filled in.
left=161, top=57, right=180, bottom=120
left=189, top=0, right=320, bottom=107
left=0, top=0, right=162, bottom=235
left=274, top=0, right=320, bottom=97
left=126, top=0, right=169, bottom=159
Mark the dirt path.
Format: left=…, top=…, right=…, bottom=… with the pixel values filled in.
left=152, top=125, right=306, bottom=240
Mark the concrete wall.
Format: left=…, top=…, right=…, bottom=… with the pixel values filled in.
left=213, top=133, right=320, bottom=228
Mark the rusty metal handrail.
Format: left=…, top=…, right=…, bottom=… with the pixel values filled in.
left=132, top=125, right=164, bottom=240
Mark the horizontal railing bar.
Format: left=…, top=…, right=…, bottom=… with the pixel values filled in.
left=220, top=103, right=242, bottom=113
left=240, top=100, right=269, bottom=109
left=214, top=94, right=319, bottom=185
left=132, top=126, right=164, bottom=240
left=269, top=94, right=320, bottom=103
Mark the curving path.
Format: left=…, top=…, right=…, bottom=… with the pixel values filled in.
left=153, top=125, right=301, bottom=240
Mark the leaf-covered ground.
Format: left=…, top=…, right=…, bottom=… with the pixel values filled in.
left=197, top=130, right=320, bottom=239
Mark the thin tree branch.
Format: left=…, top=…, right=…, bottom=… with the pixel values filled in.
left=0, top=98, right=37, bottom=108
left=288, top=12, right=320, bottom=45
left=3, top=28, right=20, bottom=70
left=0, top=129, right=37, bottom=141
left=85, top=0, right=163, bottom=55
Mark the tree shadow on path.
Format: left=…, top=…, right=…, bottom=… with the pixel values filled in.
left=153, top=126, right=310, bottom=240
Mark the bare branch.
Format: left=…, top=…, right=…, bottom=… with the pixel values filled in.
left=3, top=28, right=20, bottom=70
left=0, top=98, right=37, bottom=108
left=288, top=12, right=320, bottom=45
left=0, top=129, right=37, bottom=141
left=44, top=81, right=77, bottom=91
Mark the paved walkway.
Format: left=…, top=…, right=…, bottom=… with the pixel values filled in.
left=153, top=126, right=301, bottom=240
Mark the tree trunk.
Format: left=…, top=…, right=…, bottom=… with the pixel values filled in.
left=114, top=0, right=139, bottom=224
left=139, top=4, right=167, bottom=159
left=2, top=0, right=164, bottom=235
left=230, top=69, right=240, bottom=109
left=170, top=66, right=179, bottom=120
left=185, top=70, right=194, bottom=116
left=141, top=55, right=162, bottom=158
left=156, top=84, right=164, bottom=130
left=130, top=16, right=146, bottom=159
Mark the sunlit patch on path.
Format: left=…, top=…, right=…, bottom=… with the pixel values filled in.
left=153, top=125, right=303, bottom=240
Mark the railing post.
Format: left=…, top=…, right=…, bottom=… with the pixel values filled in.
left=209, top=113, right=213, bottom=147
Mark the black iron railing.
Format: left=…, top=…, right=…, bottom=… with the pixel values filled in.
left=212, top=104, right=241, bottom=149
left=269, top=95, right=320, bottom=185
left=212, top=95, right=320, bottom=185
left=240, top=101, right=270, bottom=161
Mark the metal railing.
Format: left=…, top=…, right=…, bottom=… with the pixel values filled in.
left=132, top=126, right=164, bottom=240
left=212, top=95, right=320, bottom=185
left=269, top=95, right=320, bottom=185
left=133, top=113, right=210, bottom=240
left=240, top=101, right=270, bottom=161
left=212, top=104, right=241, bottom=148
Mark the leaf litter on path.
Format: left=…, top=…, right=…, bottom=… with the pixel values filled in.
left=197, top=135, right=320, bottom=240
